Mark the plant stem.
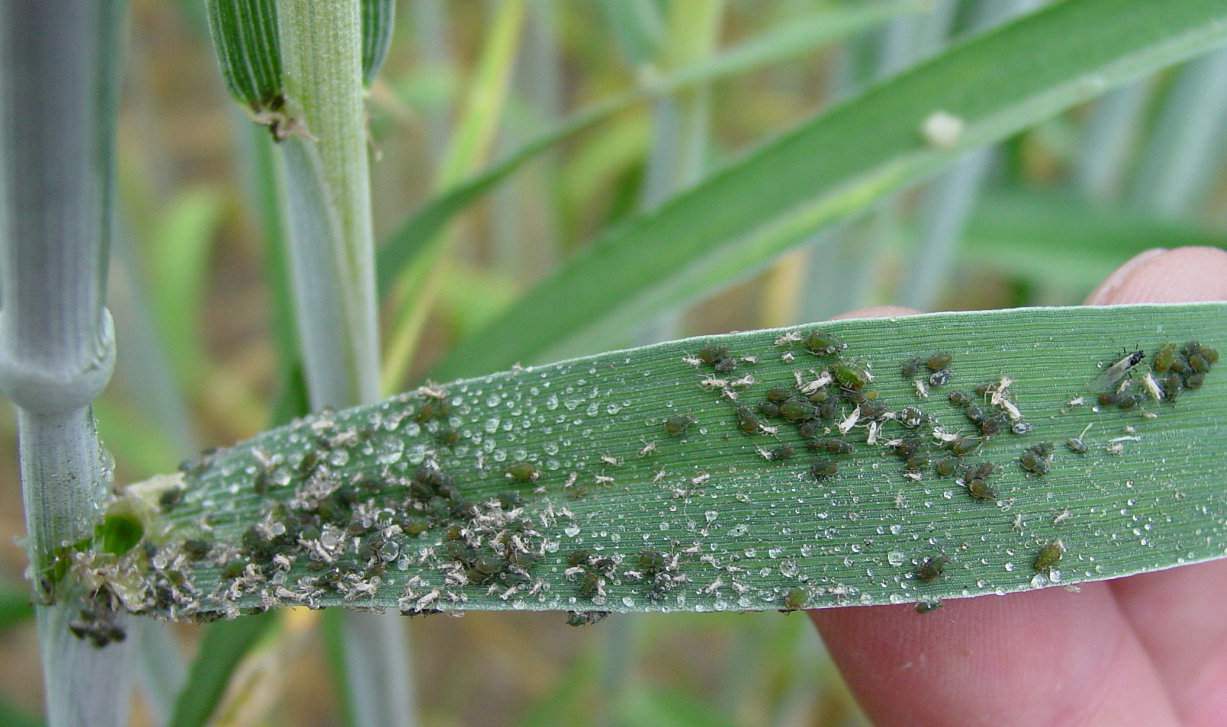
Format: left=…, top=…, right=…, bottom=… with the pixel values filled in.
left=275, top=2, right=414, bottom=725
left=0, top=3, right=132, bottom=726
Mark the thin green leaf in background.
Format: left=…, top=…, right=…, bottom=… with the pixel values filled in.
left=432, top=0, right=1227, bottom=379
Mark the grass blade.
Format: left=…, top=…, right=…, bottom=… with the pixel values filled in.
left=432, top=0, right=1227, bottom=379
left=88, top=303, right=1227, bottom=620
left=373, top=0, right=923, bottom=297
left=168, top=612, right=278, bottom=727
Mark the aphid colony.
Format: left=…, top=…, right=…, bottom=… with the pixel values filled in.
left=60, top=329, right=1219, bottom=631
left=1095, top=341, right=1218, bottom=410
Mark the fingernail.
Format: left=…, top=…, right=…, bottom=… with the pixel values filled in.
left=1086, top=248, right=1166, bottom=304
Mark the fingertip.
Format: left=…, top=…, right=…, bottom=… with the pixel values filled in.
left=1087, top=246, right=1227, bottom=305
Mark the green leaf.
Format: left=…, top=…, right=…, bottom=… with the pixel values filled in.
left=205, top=0, right=283, bottom=114
left=430, top=0, right=1227, bottom=380
left=96, top=304, right=1226, bottom=619
left=361, top=0, right=396, bottom=86
left=960, top=188, right=1227, bottom=291
left=373, top=0, right=923, bottom=296
left=168, top=612, right=278, bottom=727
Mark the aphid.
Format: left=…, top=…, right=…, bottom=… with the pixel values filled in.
left=779, top=398, right=817, bottom=423
left=1153, top=343, right=1177, bottom=373
left=783, top=587, right=809, bottom=611
left=638, top=549, right=666, bottom=574
left=934, top=456, right=960, bottom=477
left=766, top=387, right=791, bottom=403
left=697, top=344, right=730, bottom=366
left=833, top=362, right=871, bottom=390
left=713, top=356, right=738, bottom=374
left=966, top=478, right=995, bottom=502
left=815, top=437, right=853, bottom=455
left=811, top=459, right=838, bottom=480
left=1117, top=392, right=1140, bottom=410
left=663, top=415, right=693, bottom=437
left=506, top=462, right=540, bottom=483
left=915, top=600, right=942, bottom=614
left=915, top=555, right=948, bottom=582
left=566, top=611, right=610, bottom=627
left=770, top=444, right=795, bottom=462
left=1185, top=372, right=1205, bottom=389
left=926, top=352, right=953, bottom=372
left=1067, top=423, right=1092, bottom=454
left=1010, top=421, right=1033, bottom=435
left=182, top=538, right=212, bottom=561
left=1019, top=442, right=1053, bottom=475
left=1096, top=391, right=1118, bottom=407
left=1091, top=349, right=1145, bottom=391
left=735, top=406, right=762, bottom=434
left=901, top=358, right=923, bottom=378
left=950, top=435, right=981, bottom=457
left=158, top=487, right=185, bottom=512
left=978, top=415, right=1005, bottom=437
left=947, top=391, right=971, bottom=408
left=802, top=330, right=845, bottom=356
left=928, top=369, right=952, bottom=387
left=578, top=571, right=601, bottom=599
left=1033, top=540, right=1064, bottom=572
left=860, top=399, right=889, bottom=420
left=807, top=388, right=830, bottom=404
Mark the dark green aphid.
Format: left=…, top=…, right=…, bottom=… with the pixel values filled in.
left=1185, top=372, right=1205, bottom=389
left=833, top=362, right=870, bottom=390
left=766, top=387, right=792, bottom=403
left=783, top=587, right=809, bottom=611
left=638, top=549, right=667, bottom=574
left=935, top=456, right=960, bottom=477
left=221, top=560, right=246, bottom=580
left=414, top=397, right=450, bottom=423
left=915, top=600, right=942, bottom=614
left=1033, top=540, right=1064, bottom=572
left=713, top=356, right=737, bottom=373
left=497, top=491, right=524, bottom=509
left=797, top=420, right=823, bottom=440
left=802, top=330, right=845, bottom=356
left=474, top=555, right=505, bottom=576
left=1117, top=392, right=1139, bottom=410
left=926, top=352, right=953, bottom=371
left=818, top=398, right=839, bottom=421
left=1097, top=391, right=1119, bottom=407
left=506, top=462, right=540, bottom=484
left=965, top=404, right=987, bottom=423
left=566, top=611, right=610, bottom=627
left=771, top=444, right=795, bottom=462
left=735, top=406, right=762, bottom=434
left=1188, top=353, right=1210, bottom=374
left=915, top=555, right=948, bottom=582
left=758, top=402, right=780, bottom=418
left=1153, top=342, right=1178, bottom=372
left=860, top=399, right=888, bottom=420
left=951, top=436, right=981, bottom=456
left=1067, top=437, right=1088, bottom=454
left=158, top=487, right=185, bottom=512
left=901, top=358, right=923, bottom=378
left=892, top=438, right=921, bottom=459
left=972, top=462, right=994, bottom=479
left=566, top=549, right=591, bottom=567
left=978, top=415, right=1005, bottom=437
left=697, top=344, right=730, bottom=366
left=663, top=414, right=694, bottom=437
left=811, top=459, right=838, bottom=480
left=1202, top=345, right=1219, bottom=364
left=1162, top=372, right=1183, bottom=400
left=966, top=478, right=995, bottom=502
left=779, top=398, right=817, bottom=422
left=182, top=538, right=213, bottom=561
left=1019, top=442, right=1053, bottom=475
left=814, top=437, right=853, bottom=455
left=948, top=391, right=971, bottom=408
left=436, top=428, right=461, bottom=448
left=578, top=572, right=601, bottom=599
left=807, top=388, right=830, bottom=404
left=1010, top=421, right=1033, bottom=435
left=905, top=454, right=928, bottom=473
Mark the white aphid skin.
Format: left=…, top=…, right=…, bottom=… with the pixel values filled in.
left=1141, top=372, right=1164, bottom=400
left=913, top=379, right=929, bottom=398
left=1053, top=509, right=1072, bottom=525
left=838, top=406, right=861, bottom=435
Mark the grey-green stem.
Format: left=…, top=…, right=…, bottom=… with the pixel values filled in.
left=275, top=1, right=414, bottom=725
left=0, top=3, right=132, bottom=725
